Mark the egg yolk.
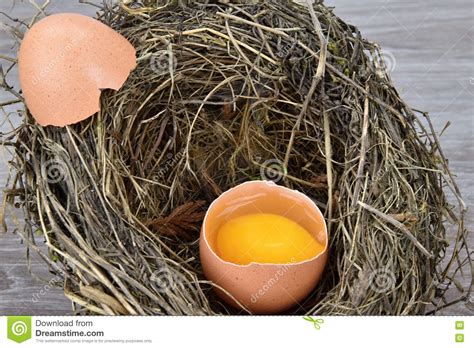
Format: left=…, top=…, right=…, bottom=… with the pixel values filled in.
left=215, top=213, right=324, bottom=265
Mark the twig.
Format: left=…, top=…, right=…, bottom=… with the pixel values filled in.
left=358, top=201, right=433, bottom=258
left=351, top=85, right=370, bottom=208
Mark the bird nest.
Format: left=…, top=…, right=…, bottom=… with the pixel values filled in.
left=1, top=0, right=471, bottom=315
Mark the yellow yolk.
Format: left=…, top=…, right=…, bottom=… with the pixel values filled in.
left=215, top=213, right=324, bottom=265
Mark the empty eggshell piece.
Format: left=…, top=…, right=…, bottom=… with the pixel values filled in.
left=18, top=13, right=137, bottom=127
left=200, top=181, right=328, bottom=314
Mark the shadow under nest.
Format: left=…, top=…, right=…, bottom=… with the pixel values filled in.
left=2, top=0, right=470, bottom=315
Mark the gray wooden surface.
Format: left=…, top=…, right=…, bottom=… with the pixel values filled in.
left=0, top=0, right=472, bottom=315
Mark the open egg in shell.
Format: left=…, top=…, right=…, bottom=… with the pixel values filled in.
left=200, top=180, right=328, bottom=314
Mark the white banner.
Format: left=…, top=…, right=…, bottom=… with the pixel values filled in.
left=0, top=316, right=470, bottom=347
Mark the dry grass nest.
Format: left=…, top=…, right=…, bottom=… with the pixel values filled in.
left=1, top=0, right=472, bottom=315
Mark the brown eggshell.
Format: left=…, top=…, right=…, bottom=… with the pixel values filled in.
left=200, top=181, right=328, bottom=314
left=18, top=13, right=137, bottom=127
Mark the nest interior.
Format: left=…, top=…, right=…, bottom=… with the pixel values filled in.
left=1, top=0, right=471, bottom=315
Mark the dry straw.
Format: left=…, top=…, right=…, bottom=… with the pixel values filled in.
left=1, top=0, right=471, bottom=315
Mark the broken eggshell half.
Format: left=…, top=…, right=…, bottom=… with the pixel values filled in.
left=200, top=180, right=329, bottom=314
left=18, top=13, right=137, bottom=127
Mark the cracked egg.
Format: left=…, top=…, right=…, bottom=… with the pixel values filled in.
left=200, top=180, right=328, bottom=314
